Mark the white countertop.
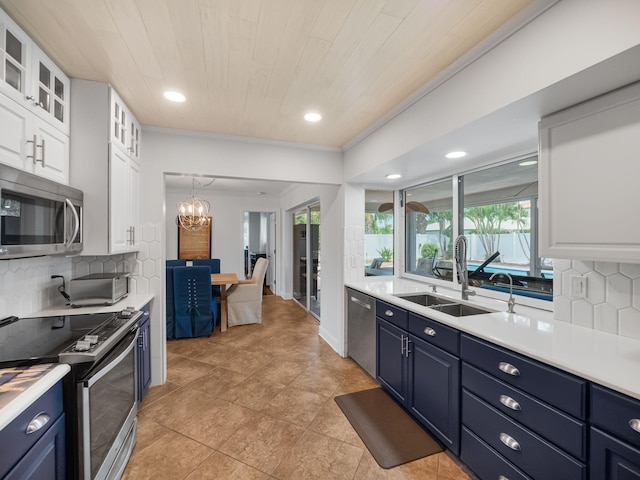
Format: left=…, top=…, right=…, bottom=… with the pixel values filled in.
left=24, top=293, right=154, bottom=318
left=0, top=364, right=70, bottom=431
left=346, top=278, right=640, bottom=401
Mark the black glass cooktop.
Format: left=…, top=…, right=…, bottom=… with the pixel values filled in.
left=0, top=313, right=114, bottom=367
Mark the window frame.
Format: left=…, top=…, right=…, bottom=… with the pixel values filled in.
left=399, top=154, right=552, bottom=312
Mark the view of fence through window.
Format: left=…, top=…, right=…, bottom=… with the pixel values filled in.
left=401, top=157, right=552, bottom=300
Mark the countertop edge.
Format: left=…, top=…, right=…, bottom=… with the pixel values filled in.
left=24, top=293, right=154, bottom=318
left=0, top=364, right=70, bottom=431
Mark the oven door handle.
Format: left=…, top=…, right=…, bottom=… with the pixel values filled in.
left=84, top=328, right=139, bottom=387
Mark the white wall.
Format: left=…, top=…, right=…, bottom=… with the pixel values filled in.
left=279, top=183, right=343, bottom=353
left=165, top=190, right=280, bottom=279
left=141, top=128, right=343, bottom=385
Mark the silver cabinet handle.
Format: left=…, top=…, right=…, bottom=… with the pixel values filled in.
left=499, top=395, right=522, bottom=411
left=26, top=412, right=50, bottom=434
left=405, top=336, right=411, bottom=357
left=424, top=327, right=436, bottom=337
left=499, top=432, right=521, bottom=451
left=350, top=296, right=371, bottom=309
left=630, top=419, right=640, bottom=433
left=384, top=309, right=394, bottom=317
left=39, top=138, right=45, bottom=166
left=26, top=134, right=37, bottom=163
left=498, top=362, right=520, bottom=376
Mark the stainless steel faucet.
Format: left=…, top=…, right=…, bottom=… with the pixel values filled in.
left=490, top=272, right=516, bottom=313
left=454, top=235, right=475, bottom=300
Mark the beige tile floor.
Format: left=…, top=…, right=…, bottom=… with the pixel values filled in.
left=123, top=295, right=474, bottom=480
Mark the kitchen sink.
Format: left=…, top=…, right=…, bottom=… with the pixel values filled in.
left=393, top=292, right=493, bottom=317
left=427, top=302, right=492, bottom=317
left=393, top=293, right=452, bottom=307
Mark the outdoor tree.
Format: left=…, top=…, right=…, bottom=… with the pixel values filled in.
left=464, top=203, right=527, bottom=261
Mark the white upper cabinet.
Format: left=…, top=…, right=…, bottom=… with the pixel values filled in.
left=0, top=8, right=69, bottom=182
left=70, top=79, right=141, bottom=255
left=539, top=81, right=640, bottom=263
left=110, top=89, right=141, bottom=164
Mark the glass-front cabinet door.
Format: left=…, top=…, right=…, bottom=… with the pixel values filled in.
left=31, top=43, right=69, bottom=132
left=0, top=15, right=29, bottom=101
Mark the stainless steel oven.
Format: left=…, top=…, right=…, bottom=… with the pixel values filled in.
left=0, top=308, right=142, bottom=479
left=75, top=327, right=138, bottom=480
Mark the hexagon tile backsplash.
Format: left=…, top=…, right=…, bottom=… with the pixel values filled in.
left=554, top=259, right=640, bottom=341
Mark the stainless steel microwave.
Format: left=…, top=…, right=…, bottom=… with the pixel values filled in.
left=0, top=164, right=83, bottom=259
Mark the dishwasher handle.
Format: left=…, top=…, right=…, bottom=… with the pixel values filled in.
left=350, top=296, right=372, bottom=310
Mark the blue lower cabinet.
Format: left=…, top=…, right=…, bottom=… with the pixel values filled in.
left=0, top=381, right=66, bottom=480
left=409, top=335, right=459, bottom=453
left=590, top=427, right=640, bottom=479
left=376, top=315, right=460, bottom=454
left=376, top=317, right=407, bottom=404
left=5, top=414, right=66, bottom=480
left=137, top=302, right=152, bottom=403
left=462, top=390, right=586, bottom=480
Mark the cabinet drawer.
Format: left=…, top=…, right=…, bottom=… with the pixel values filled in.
left=461, top=426, right=532, bottom=480
left=462, top=363, right=587, bottom=460
left=376, top=300, right=408, bottom=330
left=591, top=384, right=640, bottom=448
left=462, top=390, right=586, bottom=480
left=461, top=334, right=586, bottom=419
left=0, top=381, right=64, bottom=477
left=408, top=312, right=459, bottom=355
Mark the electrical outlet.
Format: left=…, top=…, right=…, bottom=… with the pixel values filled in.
left=570, top=275, right=587, bottom=298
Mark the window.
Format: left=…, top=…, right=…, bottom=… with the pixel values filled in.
left=461, top=157, right=552, bottom=300
left=404, top=179, right=453, bottom=283
left=365, top=190, right=394, bottom=276
left=402, top=156, right=552, bottom=301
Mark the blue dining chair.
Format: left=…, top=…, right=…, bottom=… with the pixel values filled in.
left=172, top=266, right=218, bottom=338
left=166, top=259, right=187, bottom=267
left=192, top=258, right=221, bottom=298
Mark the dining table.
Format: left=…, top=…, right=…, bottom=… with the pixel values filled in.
left=210, top=273, right=239, bottom=332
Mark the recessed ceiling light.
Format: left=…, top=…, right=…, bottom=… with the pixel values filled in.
left=445, top=151, right=467, bottom=159
left=386, top=173, right=402, bottom=179
left=304, top=112, right=322, bottom=122
left=519, top=160, right=538, bottom=166
left=164, top=91, right=186, bottom=103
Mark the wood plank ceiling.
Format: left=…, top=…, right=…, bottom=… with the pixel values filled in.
left=0, top=0, right=536, bottom=148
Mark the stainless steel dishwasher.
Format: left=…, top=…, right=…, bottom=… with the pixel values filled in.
left=346, top=287, right=376, bottom=377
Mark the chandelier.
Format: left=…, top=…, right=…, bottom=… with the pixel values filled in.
left=176, top=177, right=213, bottom=231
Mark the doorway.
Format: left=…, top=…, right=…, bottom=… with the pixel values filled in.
left=292, top=203, right=320, bottom=319
left=244, top=211, right=276, bottom=292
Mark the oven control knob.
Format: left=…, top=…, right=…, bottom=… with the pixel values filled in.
left=75, top=340, right=91, bottom=352
left=84, top=335, right=99, bottom=345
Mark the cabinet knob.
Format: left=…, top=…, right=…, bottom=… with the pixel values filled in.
left=498, top=361, right=520, bottom=376
left=499, top=395, right=522, bottom=411
left=423, top=327, right=437, bottom=337
left=498, top=476, right=510, bottom=480
left=384, top=310, right=394, bottom=317
left=499, top=432, right=521, bottom=451
left=26, top=412, right=51, bottom=434
left=630, top=418, right=640, bottom=434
